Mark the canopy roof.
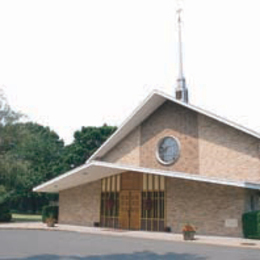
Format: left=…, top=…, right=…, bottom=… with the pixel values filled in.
left=33, top=161, right=260, bottom=193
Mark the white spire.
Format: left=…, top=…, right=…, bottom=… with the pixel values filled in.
left=175, top=8, right=188, bottom=103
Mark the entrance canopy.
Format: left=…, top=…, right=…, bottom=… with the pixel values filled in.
left=33, top=161, right=260, bottom=193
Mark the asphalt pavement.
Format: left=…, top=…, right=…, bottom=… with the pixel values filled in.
left=0, top=230, right=259, bottom=260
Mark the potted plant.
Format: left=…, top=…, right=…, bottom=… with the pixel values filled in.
left=45, top=215, right=56, bottom=227
left=182, top=223, right=197, bottom=240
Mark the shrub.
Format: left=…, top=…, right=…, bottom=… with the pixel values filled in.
left=0, top=203, right=12, bottom=222
left=42, top=205, right=59, bottom=223
left=242, top=210, right=260, bottom=239
left=0, top=186, right=12, bottom=222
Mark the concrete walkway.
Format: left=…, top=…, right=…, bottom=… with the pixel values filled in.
left=0, top=222, right=260, bottom=250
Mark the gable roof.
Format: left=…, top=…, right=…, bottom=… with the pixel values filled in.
left=33, top=161, right=260, bottom=193
left=87, top=90, right=260, bottom=162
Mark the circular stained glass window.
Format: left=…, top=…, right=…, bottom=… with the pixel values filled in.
left=156, top=136, right=180, bottom=165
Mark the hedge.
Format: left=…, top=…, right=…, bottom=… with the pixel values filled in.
left=242, top=210, right=260, bottom=239
left=42, top=205, right=59, bottom=223
left=0, top=203, right=12, bottom=222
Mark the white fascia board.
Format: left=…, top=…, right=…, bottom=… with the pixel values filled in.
left=87, top=90, right=260, bottom=162
left=33, top=161, right=260, bottom=193
left=33, top=163, right=90, bottom=193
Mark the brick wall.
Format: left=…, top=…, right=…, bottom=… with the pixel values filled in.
left=140, top=101, right=200, bottom=173
left=58, top=173, right=252, bottom=237
left=101, top=126, right=141, bottom=165
left=166, top=177, right=247, bottom=237
left=59, top=180, right=101, bottom=226
left=198, top=114, right=260, bottom=182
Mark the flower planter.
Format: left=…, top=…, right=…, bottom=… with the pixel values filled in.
left=46, top=218, right=56, bottom=227
left=183, top=231, right=195, bottom=241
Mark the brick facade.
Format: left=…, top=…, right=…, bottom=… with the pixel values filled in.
left=58, top=173, right=258, bottom=237
left=102, top=126, right=141, bottom=165
left=140, top=101, right=199, bottom=173
left=198, top=114, right=260, bottom=182
left=59, top=180, right=101, bottom=226
left=166, top=177, right=252, bottom=237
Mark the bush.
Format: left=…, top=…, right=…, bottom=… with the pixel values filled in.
left=0, top=185, right=12, bottom=222
left=0, top=203, right=12, bottom=222
left=242, top=210, right=260, bottom=239
left=42, top=205, right=59, bottom=223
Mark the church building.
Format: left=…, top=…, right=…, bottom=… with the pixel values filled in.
left=34, top=11, right=260, bottom=237
left=34, top=88, right=260, bottom=237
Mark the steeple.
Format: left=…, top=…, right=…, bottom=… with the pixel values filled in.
left=175, top=8, right=189, bottom=103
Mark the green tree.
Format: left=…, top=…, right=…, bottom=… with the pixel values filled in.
left=4, top=123, right=64, bottom=212
left=63, top=125, right=117, bottom=169
left=0, top=89, right=117, bottom=213
left=0, top=89, right=25, bottom=214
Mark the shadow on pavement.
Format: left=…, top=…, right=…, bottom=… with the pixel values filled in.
left=2, top=251, right=207, bottom=260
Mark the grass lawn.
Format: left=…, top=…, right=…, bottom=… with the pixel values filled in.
left=12, top=213, right=42, bottom=222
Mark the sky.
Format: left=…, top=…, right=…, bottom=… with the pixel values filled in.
left=0, top=0, right=260, bottom=144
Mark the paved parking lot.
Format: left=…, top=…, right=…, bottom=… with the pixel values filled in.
left=0, top=230, right=260, bottom=260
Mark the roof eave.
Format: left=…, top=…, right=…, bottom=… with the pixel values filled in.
left=33, top=161, right=260, bottom=193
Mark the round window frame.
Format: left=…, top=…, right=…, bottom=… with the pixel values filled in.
left=156, top=136, right=181, bottom=165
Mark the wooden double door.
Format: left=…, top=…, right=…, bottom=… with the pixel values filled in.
left=119, top=190, right=141, bottom=230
